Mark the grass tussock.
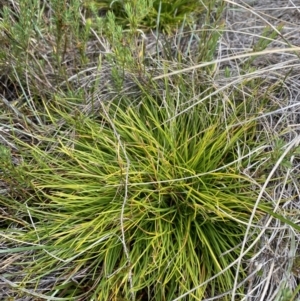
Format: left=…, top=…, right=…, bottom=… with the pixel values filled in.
left=1, top=0, right=300, bottom=300
left=2, top=78, right=273, bottom=300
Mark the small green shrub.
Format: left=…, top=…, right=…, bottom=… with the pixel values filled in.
left=85, top=0, right=206, bottom=32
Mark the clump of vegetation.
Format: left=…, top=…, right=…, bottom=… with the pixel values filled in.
left=84, top=0, right=207, bottom=32
left=1, top=74, right=274, bottom=300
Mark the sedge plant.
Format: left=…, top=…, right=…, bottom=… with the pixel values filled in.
left=0, top=72, right=275, bottom=300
